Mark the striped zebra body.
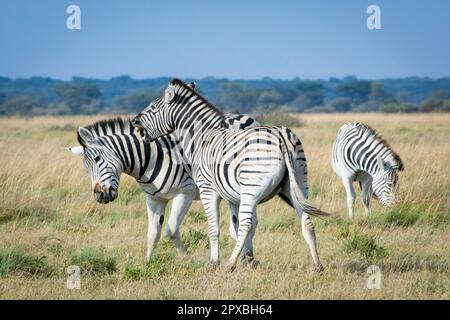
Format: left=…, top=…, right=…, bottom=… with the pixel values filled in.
left=69, top=113, right=259, bottom=261
left=331, top=122, right=404, bottom=218
left=133, top=78, right=329, bottom=270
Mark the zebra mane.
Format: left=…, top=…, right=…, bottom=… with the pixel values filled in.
left=170, top=78, right=224, bottom=117
left=352, top=122, right=404, bottom=171
left=77, top=117, right=134, bottom=147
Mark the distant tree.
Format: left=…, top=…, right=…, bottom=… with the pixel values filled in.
left=336, top=80, right=371, bottom=105
left=329, top=98, right=352, bottom=112
left=256, top=89, right=284, bottom=107
left=431, top=89, right=449, bottom=99
left=112, top=91, right=158, bottom=114
left=395, top=90, right=410, bottom=103
left=54, top=83, right=102, bottom=114
left=0, top=95, right=47, bottom=116
left=290, top=81, right=324, bottom=112
left=369, top=82, right=390, bottom=103
left=420, top=98, right=450, bottom=112
left=217, top=82, right=259, bottom=113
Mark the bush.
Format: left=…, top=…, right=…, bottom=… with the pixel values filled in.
left=344, top=232, right=387, bottom=260
left=251, top=107, right=302, bottom=127
left=303, top=105, right=335, bottom=113
left=380, top=102, right=419, bottom=113
left=352, top=101, right=380, bottom=112
left=420, top=98, right=450, bottom=112
left=0, top=95, right=48, bottom=116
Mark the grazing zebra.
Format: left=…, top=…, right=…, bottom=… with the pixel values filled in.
left=68, top=112, right=260, bottom=262
left=331, top=122, right=404, bottom=218
left=132, top=78, right=330, bottom=270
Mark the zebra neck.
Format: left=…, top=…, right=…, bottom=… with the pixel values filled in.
left=101, top=133, right=150, bottom=179
left=362, top=150, right=395, bottom=176
left=173, top=105, right=224, bottom=164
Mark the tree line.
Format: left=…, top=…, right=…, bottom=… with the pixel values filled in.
left=0, top=75, right=449, bottom=116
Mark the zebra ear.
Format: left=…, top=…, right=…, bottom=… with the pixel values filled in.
left=376, top=155, right=385, bottom=171
left=67, top=146, right=84, bottom=156
left=78, top=127, right=95, bottom=146
left=188, top=81, right=196, bottom=90
left=164, top=87, right=176, bottom=104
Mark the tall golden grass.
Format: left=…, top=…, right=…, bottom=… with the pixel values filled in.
left=0, top=113, right=448, bottom=299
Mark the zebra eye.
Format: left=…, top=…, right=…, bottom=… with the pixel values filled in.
left=94, top=155, right=101, bottom=162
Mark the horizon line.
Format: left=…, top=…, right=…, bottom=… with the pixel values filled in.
left=1, top=74, right=450, bottom=82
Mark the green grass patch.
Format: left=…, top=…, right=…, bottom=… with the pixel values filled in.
left=184, top=229, right=207, bottom=249
left=187, top=210, right=207, bottom=223
left=344, top=232, right=387, bottom=261
left=123, top=251, right=177, bottom=281
left=383, top=253, right=448, bottom=273
left=0, top=248, right=52, bottom=276
left=264, top=214, right=297, bottom=233
left=69, top=249, right=117, bottom=275
left=372, top=204, right=449, bottom=228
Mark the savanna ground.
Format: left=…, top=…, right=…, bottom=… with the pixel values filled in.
left=0, top=113, right=449, bottom=299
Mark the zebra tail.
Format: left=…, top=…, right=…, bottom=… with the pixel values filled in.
left=283, top=144, right=331, bottom=218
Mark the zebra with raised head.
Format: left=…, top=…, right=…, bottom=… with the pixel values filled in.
left=68, top=109, right=260, bottom=262
left=132, top=78, right=330, bottom=271
left=331, top=122, right=404, bottom=218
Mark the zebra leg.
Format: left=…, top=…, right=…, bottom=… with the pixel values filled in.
left=145, top=195, right=168, bottom=262
left=199, top=188, right=221, bottom=266
left=226, top=196, right=256, bottom=270
left=229, top=202, right=239, bottom=241
left=166, top=192, right=194, bottom=255
left=342, top=176, right=356, bottom=218
left=279, top=179, right=322, bottom=271
left=229, top=202, right=259, bottom=267
left=242, top=214, right=260, bottom=268
left=359, top=175, right=373, bottom=215
left=300, top=212, right=322, bottom=271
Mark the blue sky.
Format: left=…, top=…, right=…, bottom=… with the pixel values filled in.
left=1, top=0, right=449, bottom=80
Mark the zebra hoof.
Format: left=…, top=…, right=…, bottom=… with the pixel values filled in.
left=207, top=261, right=220, bottom=270
left=312, top=264, right=324, bottom=273
left=248, top=259, right=261, bottom=269
left=225, top=261, right=237, bottom=272
left=242, top=256, right=261, bottom=269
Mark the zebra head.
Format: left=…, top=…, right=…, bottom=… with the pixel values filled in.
left=132, top=79, right=201, bottom=141
left=132, top=95, right=171, bottom=142
left=372, top=155, right=404, bottom=206
left=69, top=127, right=121, bottom=204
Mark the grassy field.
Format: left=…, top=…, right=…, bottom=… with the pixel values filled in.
left=0, top=113, right=449, bottom=299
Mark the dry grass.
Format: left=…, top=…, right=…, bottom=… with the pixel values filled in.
left=0, top=114, right=449, bottom=299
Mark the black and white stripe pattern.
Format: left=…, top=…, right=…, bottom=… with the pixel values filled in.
left=331, top=122, right=404, bottom=218
left=133, top=78, right=329, bottom=270
left=70, top=113, right=259, bottom=261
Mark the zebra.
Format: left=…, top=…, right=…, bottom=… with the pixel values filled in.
left=68, top=111, right=260, bottom=262
left=132, top=78, right=330, bottom=271
left=331, top=122, right=404, bottom=218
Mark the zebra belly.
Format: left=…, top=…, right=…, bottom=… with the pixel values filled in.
left=211, top=156, right=285, bottom=205
left=138, top=170, right=198, bottom=199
